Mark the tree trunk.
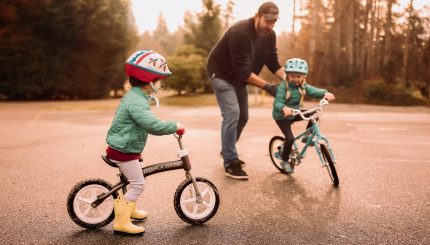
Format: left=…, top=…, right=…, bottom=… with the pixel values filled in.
left=292, top=0, right=297, bottom=35
left=367, top=0, right=377, bottom=77
left=383, top=0, right=393, bottom=71
left=373, top=0, right=382, bottom=76
left=345, top=0, right=355, bottom=76
left=360, top=0, right=373, bottom=79
left=402, top=0, right=414, bottom=89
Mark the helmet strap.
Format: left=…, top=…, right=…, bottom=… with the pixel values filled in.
left=148, top=81, right=160, bottom=108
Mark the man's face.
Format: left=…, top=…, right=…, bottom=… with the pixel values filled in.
left=256, top=15, right=277, bottom=36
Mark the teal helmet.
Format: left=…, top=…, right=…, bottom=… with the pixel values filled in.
left=284, top=58, right=308, bottom=75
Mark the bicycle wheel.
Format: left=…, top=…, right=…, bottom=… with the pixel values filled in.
left=174, top=177, right=220, bottom=225
left=67, top=179, right=118, bottom=229
left=320, top=145, right=339, bottom=187
left=269, top=136, right=285, bottom=172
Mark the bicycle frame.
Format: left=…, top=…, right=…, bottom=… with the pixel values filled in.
left=91, top=134, right=202, bottom=208
left=291, top=104, right=337, bottom=167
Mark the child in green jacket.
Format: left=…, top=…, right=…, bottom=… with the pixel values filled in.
left=106, top=50, right=185, bottom=236
left=272, top=58, right=335, bottom=174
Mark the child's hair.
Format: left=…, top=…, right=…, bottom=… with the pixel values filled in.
left=285, top=78, right=306, bottom=101
left=124, top=77, right=152, bottom=91
left=129, top=77, right=144, bottom=87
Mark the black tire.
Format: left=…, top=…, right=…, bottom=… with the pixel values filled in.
left=67, top=179, right=118, bottom=229
left=320, top=145, right=339, bottom=187
left=269, top=136, right=286, bottom=172
left=174, top=177, right=220, bottom=225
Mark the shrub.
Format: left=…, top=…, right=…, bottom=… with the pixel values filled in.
left=364, top=80, right=429, bottom=106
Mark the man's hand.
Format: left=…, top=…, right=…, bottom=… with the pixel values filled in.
left=263, top=83, right=277, bottom=97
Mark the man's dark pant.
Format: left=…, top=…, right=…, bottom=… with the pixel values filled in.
left=209, top=76, right=248, bottom=167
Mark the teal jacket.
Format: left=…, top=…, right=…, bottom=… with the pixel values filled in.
left=106, top=87, right=177, bottom=154
left=272, top=80, right=327, bottom=120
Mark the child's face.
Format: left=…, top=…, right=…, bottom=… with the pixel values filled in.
left=287, top=73, right=305, bottom=85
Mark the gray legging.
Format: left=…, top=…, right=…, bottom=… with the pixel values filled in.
left=110, top=159, right=145, bottom=202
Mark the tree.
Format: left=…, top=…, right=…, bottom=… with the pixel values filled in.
left=0, top=0, right=136, bottom=100
left=180, top=0, right=222, bottom=93
left=166, top=45, right=206, bottom=95
left=223, top=0, right=235, bottom=30
left=422, top=39, right=430, bottom=98
left=183, top=0, right=222, bottom=56
left=153, top=14, right=175, bottom=55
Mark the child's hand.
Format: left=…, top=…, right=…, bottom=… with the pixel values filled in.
left=176, top=122, right=185, bottom=131
left=282, top=106, right=293, bottom=117
left=324, top=92, right=335, bottom=101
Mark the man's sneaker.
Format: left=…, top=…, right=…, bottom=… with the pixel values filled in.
left=219, top=152, right=246, bottom=166
left=225, top=160, right=248, bottom=180
left=281, top=160, right=294, bottom=174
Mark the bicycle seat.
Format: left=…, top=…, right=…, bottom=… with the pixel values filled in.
left=101, top=155, right=143, bottom=168
left=101, top=155, right=118, bottom=168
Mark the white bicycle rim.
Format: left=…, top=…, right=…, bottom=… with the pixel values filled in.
left=180, top=182, right=216, bottom=220
left=73, top=184, right=114, bottom=224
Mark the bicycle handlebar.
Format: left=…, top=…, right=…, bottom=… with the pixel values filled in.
left=176, top=128, right=185, bottom=135
left=291, top=99, right=329, bottom=121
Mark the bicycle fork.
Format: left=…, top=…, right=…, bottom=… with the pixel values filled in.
left=177, top=146, right=203, bottom=204
left=315, top=137, right=337, bottom=167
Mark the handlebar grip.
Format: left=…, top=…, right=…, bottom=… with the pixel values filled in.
left=319, top=98, right=329, bottom=106
left=291, top=109, right=301, bottom=116
left=176, top=129, right=185, bottom=135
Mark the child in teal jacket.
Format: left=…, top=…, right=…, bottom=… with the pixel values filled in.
left=272, top=58, right=335, bottom=174
left=106, top=50, right=185, bottom=236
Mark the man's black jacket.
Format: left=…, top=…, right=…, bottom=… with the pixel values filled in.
left=206, top=17, right=281, bottom=87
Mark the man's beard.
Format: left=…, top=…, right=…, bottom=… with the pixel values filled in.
left=256, top=19, right=271, bottom=37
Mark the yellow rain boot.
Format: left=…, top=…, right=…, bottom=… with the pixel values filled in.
left=113, top=196, right=145, bottom=236
left=131, top=206, right=148, bottom=221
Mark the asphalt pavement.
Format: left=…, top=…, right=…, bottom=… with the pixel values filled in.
left=0, top=100, right=429, bottom=244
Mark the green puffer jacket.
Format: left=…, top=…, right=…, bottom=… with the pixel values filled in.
left=106, top=87, right=177, bottom=154
left=272, top=80, right=327, bottom=120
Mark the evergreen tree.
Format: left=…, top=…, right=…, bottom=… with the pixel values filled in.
left=183, top=0, right=222, bottom=56
left=0, top=0, right=136, bottom=100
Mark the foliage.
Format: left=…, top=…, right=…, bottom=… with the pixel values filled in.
left=0, top=0, right=137, bottom=100
left=183, top=0, right=222, bottom=56
left=279, top=0, right=430, bottom=105
left=137, top=13, right=182, bottom=56
left=364, top=80, right=429, bottom=106
left=166, top=45, right=206, bottom=95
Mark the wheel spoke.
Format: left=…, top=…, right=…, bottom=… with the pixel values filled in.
left=181, top=197, right=196, bottom=204
left=95, top=206, right=107, bottom=217
left=199, top=188, right=209, bottom=198
left=192, top=203, right=198, bottom=214
left=76, top=197, right=93, bottom=204
left=82, top=206, right=92, bottom=217
left=91, top=189, right=98, bottom=201
left=201, top=201, right=213, bottom=208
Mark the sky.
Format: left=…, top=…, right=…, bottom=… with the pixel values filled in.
left=131, top=0, right=429, bottom=34
left=131, top=0, right=296, bottom=34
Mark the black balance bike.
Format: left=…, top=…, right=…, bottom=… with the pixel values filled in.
left=67, top=129, right=220, bottom=229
